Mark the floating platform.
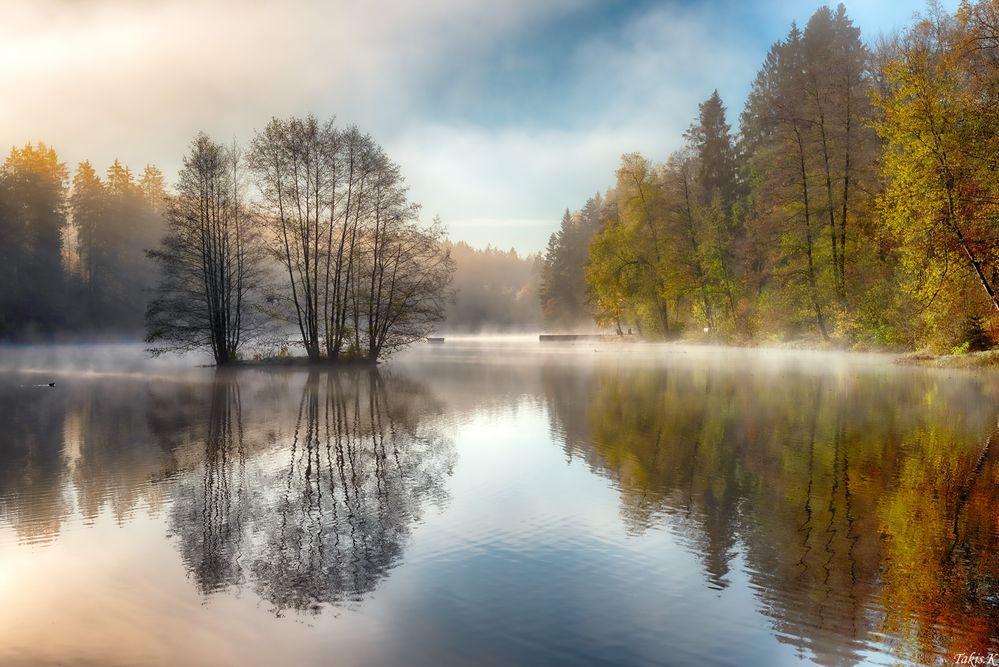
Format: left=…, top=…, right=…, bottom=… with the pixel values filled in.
left=426, top=337, right=445, bottom=344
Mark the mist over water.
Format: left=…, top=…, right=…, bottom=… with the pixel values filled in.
left=1, top=340, right=998, bottom=666
left=0, top=342, right=210, bottom=375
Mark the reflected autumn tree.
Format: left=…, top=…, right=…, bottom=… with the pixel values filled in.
left=878, top=420, right=999, bottom=664
left=542, top=360, right=999, bottom=666
left=168, top=368, right=454, bottom=614
left=544, top=364, right=746, bottom=589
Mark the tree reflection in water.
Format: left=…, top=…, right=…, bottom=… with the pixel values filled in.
left=171, top=377, right=247, bottom=594
left=4, top=351, right=999, bottom=665
left=169, top=368, right=454, bottom=615
left=540, top=361, right=999, bottom=666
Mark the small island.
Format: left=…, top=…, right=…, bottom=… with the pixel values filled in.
left=143, top=119, right=454, bottom=366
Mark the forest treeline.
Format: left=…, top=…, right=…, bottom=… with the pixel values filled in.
left=541, top=1, right=999, bottom=351
left=0, top=145, right=165, bottom=338
left=7, top=2, right=999, bottom=353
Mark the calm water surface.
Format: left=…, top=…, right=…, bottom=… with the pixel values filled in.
left=1, top=340, right=998, bottom=666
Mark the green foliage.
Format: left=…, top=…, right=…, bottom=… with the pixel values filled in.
left=578, top=6, right=880, bottom=344
left=587, top=210, right=645, bottom=334
left=873, top=1, right=999, bottom=348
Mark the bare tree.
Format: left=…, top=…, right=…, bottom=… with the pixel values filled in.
left=247, top=116, right=338, bottom=361
left=365, top=218, right=454, bottom=359
left=362, top=173, right=454, bottom=359
left=146, top=133, right=263, bottom=364
left=248, top=114, right=452, bottom=362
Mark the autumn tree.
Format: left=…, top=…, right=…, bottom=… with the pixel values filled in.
left=741, top=24, right=832, bottom=340
left=681, top=91, right=743, bottom=333
left=875, top=0, right=999, bottom=347
left=573, top=5, right=904, bottom=346
left=737, top=7, right=877, bottom=341
left=585, top=94, right=745, bottom=340
left=586, top=203, right=642, bottom=335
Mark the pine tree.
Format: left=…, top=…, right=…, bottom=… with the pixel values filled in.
left=684, top=91, right=742, bottom=332
left=70, top=161, right=104, bottom=291
left=0, top=143, right=68, bottom=337
left=540, top=203, right=601, bottom=329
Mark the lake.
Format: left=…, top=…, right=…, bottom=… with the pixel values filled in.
left=1, top=339, right=998, bottom=666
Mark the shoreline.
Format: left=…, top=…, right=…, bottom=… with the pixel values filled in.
left=226, top=356, right=379, bottom=369
left=4, top=338, right=999, bottom=371
left=895, top=350, right=999, bottom=369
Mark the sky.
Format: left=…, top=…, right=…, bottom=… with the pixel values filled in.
left=0, top=0, right=958, bottom=254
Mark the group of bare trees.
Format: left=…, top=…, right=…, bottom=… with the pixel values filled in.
left=168, top=369, right=453, bottom=611
left=147, top=115, right=454, bottom=365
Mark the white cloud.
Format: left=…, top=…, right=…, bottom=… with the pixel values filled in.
left=0, top=0, right=581, bottom=170
left=388, top=3, right=761, bottom=251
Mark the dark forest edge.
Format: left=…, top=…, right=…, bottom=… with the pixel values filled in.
left=539, top=1, right=999, bottom=355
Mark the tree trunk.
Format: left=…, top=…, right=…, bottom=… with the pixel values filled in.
left=795, top=125, right=830, bottom=341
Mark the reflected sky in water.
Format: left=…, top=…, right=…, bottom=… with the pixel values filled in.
left=1, top=340, right=998, bottom=666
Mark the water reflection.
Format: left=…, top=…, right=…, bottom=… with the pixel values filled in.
left=2, top=346, right=999, bottom=666
left=0, top=374, right=175, bottom=543
left=167, top=369, right=454, bottom=614
left=538, top=360, right=999, bottom=665
left=0, top=376, right=69, bottom=543
left=171, top=378, right=247, bottom=595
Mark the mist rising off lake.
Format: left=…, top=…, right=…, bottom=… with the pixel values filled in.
left=1, top=340, right=997, bottom=666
